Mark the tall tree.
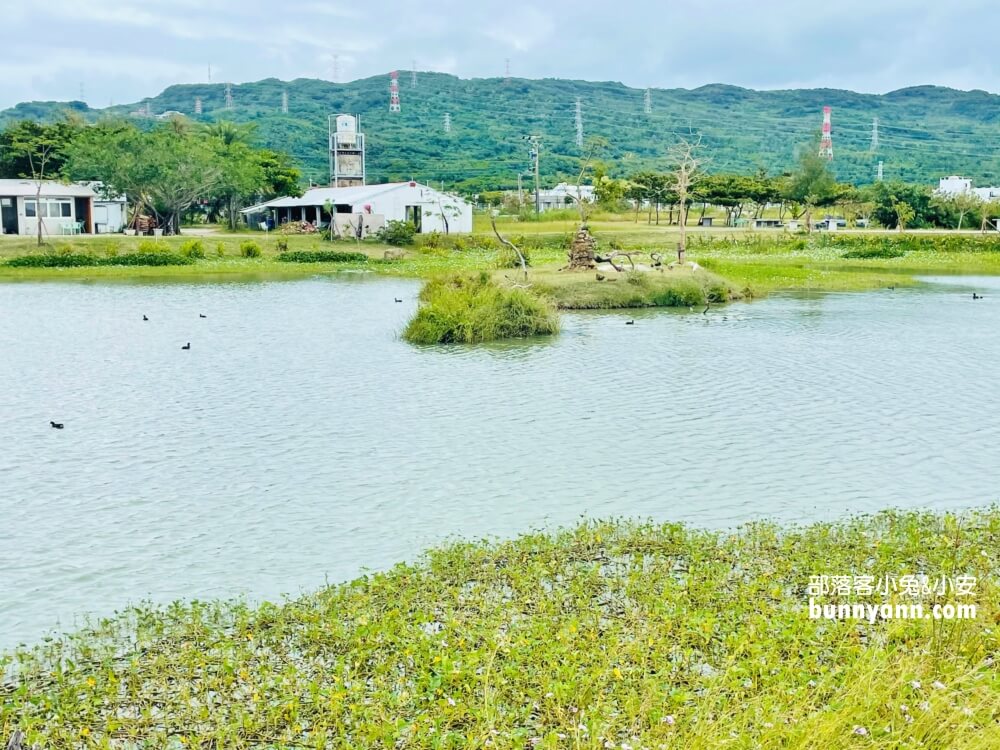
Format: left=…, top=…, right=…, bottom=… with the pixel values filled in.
left=668, top=136, right=704, bottom=261
left=1, top=121, right=77, bottom=245
left=783, top=145, right=838, bottom=233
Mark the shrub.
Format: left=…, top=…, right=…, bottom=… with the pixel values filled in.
left=496, top=243, right=531, bottom=269
left=6, top=252, right=192, bottom=268
left=6, top=253, right=98, bottom=268
left=137, top=239, right=166, bottom=254
left=276, top=250, right=368, bottom=263
left=105, top=252, right=193, bottom=267
left=404, top=272, right=559, bottom=344
left=240, top=240, right=262, bottom=258
left=378, top=220, right=417, bottom=246
left=216, top=243, right=226, bottom=257
left=179, top=239, right=206, bottom=259
left=275, top=237, right=289, bottom=252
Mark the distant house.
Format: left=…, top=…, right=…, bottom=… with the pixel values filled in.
left=937, top=175, right=1000, bottom=202
left=752, top=218, right=782, bottom=229
left=84, top=182, right=128, bottom=234
left=242, top=181, right=473, bottom=235
left=535, top=182, right=595, bottom=212
left=0, top=179, right=96, bottom=236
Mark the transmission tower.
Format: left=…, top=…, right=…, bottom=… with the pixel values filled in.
left=281, top=90, right=288, bottom=114
left=389, top=71, right=401, bottom=112
left=575, top=97, right=583, bottom=148
left=819, top=106, right=833, bottom=160
left=443, top=112, right=451, bottom=134
left=877, top=160, right=884, bottom=182
left=869, top=117, right=879, bottom=153
left=225, top=82, right=234, bottom=110
left=194, top=97, right=202, bottom=115
left=411, top=60, right=417, bottom=88
left=504, top=58, right=511, bottom=85
left=644, top=87, right=652, bottom=114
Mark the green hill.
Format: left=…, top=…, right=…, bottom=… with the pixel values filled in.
left=3, top=74, right=1000, bottom=191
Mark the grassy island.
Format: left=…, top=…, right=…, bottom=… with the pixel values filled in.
left=2, top=509, right=998, bottom=748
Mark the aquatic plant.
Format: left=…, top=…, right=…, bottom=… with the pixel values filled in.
left=276, top=250, right=369, bottom=263
left=404, top=271, right=559, bottom=343
left=1, top=509, right=997, bottom=748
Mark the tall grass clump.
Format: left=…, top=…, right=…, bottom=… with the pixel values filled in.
left=404, top=271, right=559, bottom=344
left=276, top=250, right=369, bottom=263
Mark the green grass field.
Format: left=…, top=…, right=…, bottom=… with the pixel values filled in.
left=3, top=221, right=1000, bottom=303
left=2, top=509, right=997, bottom=748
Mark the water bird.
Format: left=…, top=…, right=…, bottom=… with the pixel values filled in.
left=142, top=314, right=148, bottom=321
left=199, top=313, right=207, bottom=318
left=181, top=342, right=191, bottom=350
left=394, top=298, right=403, bottom=303
left=973, top=293, right=984, bottom=300
left=625, top=320, right=635, bottom=325
left=50, top=421, right=64, bottom=429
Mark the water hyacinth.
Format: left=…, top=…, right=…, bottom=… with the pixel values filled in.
left=1, top=510, right=998, bottom=748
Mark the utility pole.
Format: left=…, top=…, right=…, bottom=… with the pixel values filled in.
left=876, top=160, right=884, bottom=182
left=281, top=90, right=288, bottom=114
left=443, top=112, right=451, bottom=133
left=870, top=116, right=879, bottom=153
left=225, top=82, right=233, bottom=110
left=524, top=135, right=541, bottom=215
left=644, top=87, right=652, bottom=114
left=517, top=173, right=524, bottom=208
left=575, top=97, right=583, bottom=148
left=504, top=58, right=511, bottom=86
left=194, top=96, right=202, bottom=115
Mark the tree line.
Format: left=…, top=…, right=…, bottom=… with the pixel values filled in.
left=0, top=116, right=301, bottom=236
left=483, top=144, right=999, bottom=232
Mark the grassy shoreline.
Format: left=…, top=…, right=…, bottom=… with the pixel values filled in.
left=2, top=227, right=1000, bottom=304
left=2, top=509, right=998, bottom=748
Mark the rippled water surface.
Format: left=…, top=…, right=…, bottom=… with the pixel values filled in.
left=2, top=274, right=999, bottom=648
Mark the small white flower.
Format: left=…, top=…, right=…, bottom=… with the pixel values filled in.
left=604, top=742, right=615, bottom=749
left=807, top=680, right=817, bottom=688
left=918, top=701, right=930, bottom=711
left=962, top=707, right=974, bottom=717
left=900, top=704, right=909, bottom=713
left=663, top=715, right=676, bottom=726
left=622, top=744, right=633, bottom=750
left=931, top=680, right=946, bottom=690
left=853, top=726, right=868, bottom=736
left=742, top=679, right=753, bottom=688
left=911, top=680, right=922, bottom=689
left=446, top=696, right=456, bottom=706
left=763, top=722, right=774, bottom=728
left=528, top=738, right=541, bottom=747
left=544, top=692, right=554, bottom=698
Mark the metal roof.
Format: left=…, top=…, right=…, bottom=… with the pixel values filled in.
left=0, top=179, right=96, bottom=198
left=241, top=182, right=469, bottom=212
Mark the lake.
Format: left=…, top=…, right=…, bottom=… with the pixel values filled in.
left=1, top=273, right=998, bottom=649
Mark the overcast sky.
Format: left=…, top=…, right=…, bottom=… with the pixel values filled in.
left=2, top=0, right=998, bottom=110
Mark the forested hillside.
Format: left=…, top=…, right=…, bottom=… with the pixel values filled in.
left=3, top=73, right=1000, bottom=191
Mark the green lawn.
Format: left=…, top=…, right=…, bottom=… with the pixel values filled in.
left=3, top=223, right=1000, bottom=302
left=2, top=509, right=997, bottom=748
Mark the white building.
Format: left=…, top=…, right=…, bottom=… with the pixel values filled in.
left=0, top=179, right=96, bottom=236
left=938, top=176, right=974, bottom=196
left=937, top=176, right=1000, bottom=202
left=535, top=182, right=595, bottom=212
left=85, top=182, right=128, bottom=233
left=242, top=181, right=473, bottom=235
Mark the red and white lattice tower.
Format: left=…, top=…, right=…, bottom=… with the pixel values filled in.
left=819, top=105, right=833, bottom=160
left=389, top=71, right=401, bottom=112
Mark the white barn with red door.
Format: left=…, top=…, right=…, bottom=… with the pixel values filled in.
left=242, top=181, right=472, bottom=236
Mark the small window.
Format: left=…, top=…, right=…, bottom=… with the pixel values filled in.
left=61, top=202, right=72, bottom=217
left=24, top=200, right=36, bottom=217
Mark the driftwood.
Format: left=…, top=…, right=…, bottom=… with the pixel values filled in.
left=491, top=215, right=528, bottom=280
left=6, top=730, right=35, bottom=750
